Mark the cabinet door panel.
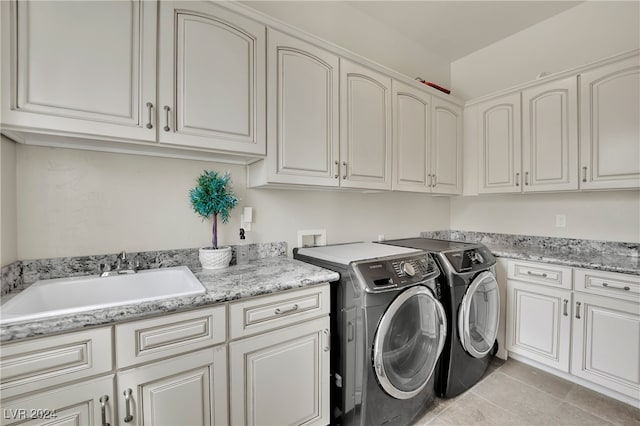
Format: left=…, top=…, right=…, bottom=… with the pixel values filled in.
left=117, top=346, right=227, bottom=426
left=432, top=96, right=463, bottom=194
left=266, top=30, right=339, bottom=186
left=580, top=56, right=640, bottom=189
left=478, top=93, right=522, bottom=193
left=340, top=60, right=392, bottom=190
left=392, top=80, right=430, bottom=192
left=571, top=293, right=640, bottom=399
left=158, top=1, right=265, bottom=154
left=506, top=280, right=571, bottom=372
left=1, top=0, right=156, bottom=140
left=522, top=76, right=578, bottom=191
left=230, top=317, right=330, bottom=426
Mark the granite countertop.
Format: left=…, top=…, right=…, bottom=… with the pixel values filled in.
left=484, top=243, right=639, bottom=275
left=0, top=257, right=340, bottom=343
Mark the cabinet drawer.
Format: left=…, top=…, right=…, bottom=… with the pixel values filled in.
left=507, top=260, right=572, bottom=289
left=115, top=306, right=226, bottom=369
left=0, top=327, right=113, bottom=399
left=229, top=284, right=330, bottom=340
left=574, top=268, right=640, bottom=302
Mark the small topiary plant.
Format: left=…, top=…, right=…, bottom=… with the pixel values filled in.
left=189, top=170, right=238, bottom=250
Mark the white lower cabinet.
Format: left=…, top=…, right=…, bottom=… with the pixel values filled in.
left=0, top=375, right=114, bottom=426
left=505, top=260, right=640, bottom=404
left=117, top=346, right=228, bottom=426
left=229, top=316, right=330, bottom=426
left=571, top=293, right=640, bottom=399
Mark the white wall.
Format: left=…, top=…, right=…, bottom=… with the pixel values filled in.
left=15, top=145, right=450, bottom=259
left=451, top=1, right=640, bottom=100
left=242, top=1, right=450, bottom=88
left=451, top=191, right=640, bottom=243
left=1, top=136, right=18, bottom=266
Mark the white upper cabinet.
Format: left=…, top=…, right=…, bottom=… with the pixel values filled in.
left=157, top=1, right=265, bottom=155
left=477, top=93, right=522, bottom=194
left=392, top=80, right=432, bottom=192
left=0, top=0, right=157, bottom=141
left=340, top=59, right=393, bottom=190
left=579, top=55, right=640, bottom=190
left=431, top=96, right=463, bottom=194
left=521, top=76, right=578, bottom=192
left=392, top=81, right=462, bottom=194
left=258, top=29, right=340, bottom=187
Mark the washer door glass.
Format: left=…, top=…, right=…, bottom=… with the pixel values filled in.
left=458, top=271, right=500, bottom=358
left=372, top=285, right=447, bottom=400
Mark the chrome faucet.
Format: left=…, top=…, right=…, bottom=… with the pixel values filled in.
left=100, top=251, right=138, bottom=277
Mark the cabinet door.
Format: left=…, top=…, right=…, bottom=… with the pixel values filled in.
left=0, top=375, right=114, bottom=426
left=571, top=293, right=640, bottom=399
left=340, top=60, right=392, bottom=190
left=0, top=0, right=157, bottom=141
left=477, top=93, right=522, bottom=193
left=392, top=80, right=431, bottom=193
left=579, top=55, right=640, bottom=189
left=230, top=316, right=330, bottom=426
left=117, top=346, right=227, bottom=426
left=431, top=96, right=463, bottom=195
left=265, top=29, right=340, bottom=187
left=522, top=76, right=578, bottom=192
left=506, top=280, right=572, bottom=372
left=157, top=1, right=265, bottom=155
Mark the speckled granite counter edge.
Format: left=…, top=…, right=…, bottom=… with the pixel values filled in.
left=420, top=230, right=639, bottom=275
left=0, top=256, right=340, bottom=343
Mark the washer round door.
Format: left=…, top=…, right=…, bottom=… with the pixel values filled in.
left=458, top=271, right=500, bottom=358
left=372, top=285, right=447, bottom=399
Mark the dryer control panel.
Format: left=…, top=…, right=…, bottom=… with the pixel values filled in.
left=443, top=246, right=495, bottom=273
left=353, top=254, right=439, bottom=293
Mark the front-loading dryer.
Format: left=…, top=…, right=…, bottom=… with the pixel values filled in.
left=294, top=242, right=447, bottom=426
left=381, top=238, right=500, bottom=398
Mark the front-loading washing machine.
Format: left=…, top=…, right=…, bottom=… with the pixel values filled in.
left=294, top=242, right=447, bottom=426
left=381, top=238, right=500, bottom=398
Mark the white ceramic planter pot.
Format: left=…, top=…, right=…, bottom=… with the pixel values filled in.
left=199, top=246, right=232, bottom=269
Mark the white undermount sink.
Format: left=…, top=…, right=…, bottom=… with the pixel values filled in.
left=0, top=266, right=206, bottom=324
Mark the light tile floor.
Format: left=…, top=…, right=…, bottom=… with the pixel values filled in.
left=414, top=358, right=640, bottom=426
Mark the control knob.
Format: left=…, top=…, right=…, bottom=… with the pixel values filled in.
left=401, top=261, right=416, bottom=277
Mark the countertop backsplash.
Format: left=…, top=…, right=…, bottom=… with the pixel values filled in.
left=421, top=230, right=639, bottom=274
left=1, top=242, right=287, bottom=296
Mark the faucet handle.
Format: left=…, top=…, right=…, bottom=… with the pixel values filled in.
left=119, top=251, right=127, bottom=260
left=100, top=263, right=111, bottom=272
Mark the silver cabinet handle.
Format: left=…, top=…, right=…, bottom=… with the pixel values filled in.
left=334, top=160, right=339, bottom=179
left=575, top=301, right=581, bottom=319
left=602, top=282, right=631, bottom=291
left=163, top=106, right=171, bottom=132
left=275, top=304, right=298, bottom=315
left=432, top=174, right=437, bottom=188
left=323, top=329, right=330, bottom=352
left=527, top=271, right=548, bottom=278
left=99, top=395, right=110, bottom=426
left=563, top=299, right=568, bottom=317
left=427, top=174, right=432, bottom=187
left=524, top=171, right=529, bottom=186
left=516, top=172, right=520, bottom=187
left=342, top=161, right=347, bottom=179
left=123, top=389, right=133, bottom=423
left=582, top=166, right=587, bottom=183
left=145, top=102, right=153, bottom=129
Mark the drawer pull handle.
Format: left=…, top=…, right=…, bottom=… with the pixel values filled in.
left=145, top=102, right=153, bottom=129
left=275, top=304, right=299, bottom=315
left=563, top=299, right=568, bottom=317
left=602, top=282, right=631, bottom=291
left=99, top=395, right=110, bottom=426
left=575, top=301, right=581, bottom=319
left=524, top=171, right=529, bottom=186
left=342, top=161, right=347, bottom=180
left=582, top=166, right=587, bottom=183
left=123, top=388, right=133, bottom=423
left=515, top=172, right=520, bottom=187
left=163, top=106, right=171, bottom=132
left=527, top=271, right=548, bottom=278
left=323, top=329, right=330, bottom=352
left=432, top=174, right=437, bottom=188
left=334, top=160, right=339, bottom=179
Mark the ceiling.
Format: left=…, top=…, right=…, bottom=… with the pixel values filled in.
left=245, top=1, right=583, bottom=62
left=346, top=1, right=583, bottom=61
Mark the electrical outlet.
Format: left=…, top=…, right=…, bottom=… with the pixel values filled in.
left=555, top=214, right=566, bottom=228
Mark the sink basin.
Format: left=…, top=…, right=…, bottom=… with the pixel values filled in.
left=0, top=266, right=206, bottom=324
